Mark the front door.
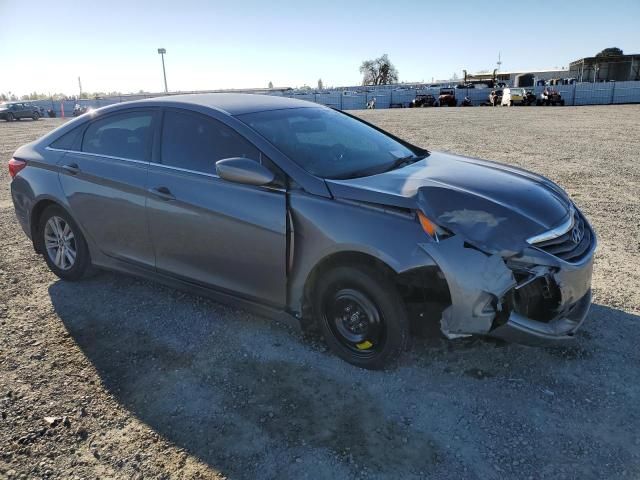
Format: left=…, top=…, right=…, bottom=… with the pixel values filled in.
left=146, top=108, right=287, bottom=306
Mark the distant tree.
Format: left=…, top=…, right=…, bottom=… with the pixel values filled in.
left=359, top=54, right=398, bottom=85
left=452, top=72, right=459, bottom=81
left=0, top=93, right=7, bottom=101
left=596, top=47, right=623, bottom=58
left=317, top=78, right=323, bottom=90
left=268, top=81, right=274, bottom=89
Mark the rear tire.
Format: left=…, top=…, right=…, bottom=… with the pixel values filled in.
left=313, top=264, right=409, bottom=370
left=38, top=205, right=92, bottom=281
left=32, top=112, right=40, bottom=120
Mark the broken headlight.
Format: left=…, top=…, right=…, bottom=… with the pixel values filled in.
left=417, top=211, right=453, bottom=242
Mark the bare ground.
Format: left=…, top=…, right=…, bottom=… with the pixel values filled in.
left=0, top=106, right=639, bottom=480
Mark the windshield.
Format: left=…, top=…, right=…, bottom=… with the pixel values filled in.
left=238, top=107, right=418, bottom=179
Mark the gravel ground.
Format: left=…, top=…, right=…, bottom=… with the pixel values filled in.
left=0, top=106, right=639, bottom=480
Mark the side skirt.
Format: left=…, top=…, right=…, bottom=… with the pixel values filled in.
left=91, top=257, right=302, bottom=333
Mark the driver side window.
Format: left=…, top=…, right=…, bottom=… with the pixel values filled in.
left=160, top=110, right=261, bottom=175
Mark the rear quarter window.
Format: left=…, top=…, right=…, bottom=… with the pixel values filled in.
left=50, top=126, right=84, bottom=151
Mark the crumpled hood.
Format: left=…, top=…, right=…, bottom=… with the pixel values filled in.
left=325, top=151, right=572, bottom=253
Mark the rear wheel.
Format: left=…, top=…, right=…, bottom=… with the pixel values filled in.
left=32, top=111, right=40, bottom=120
left=313, top=265, right=409, bottom=369
left=38, top=205, right=91, bottom=281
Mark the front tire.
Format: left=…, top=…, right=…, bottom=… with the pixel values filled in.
left=313, top=265, right=409, bottom=370
left=6, top=113, right=15, bottom=121
left=38, top=205, right=91, bottom=281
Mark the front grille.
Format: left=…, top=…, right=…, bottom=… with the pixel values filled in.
left=531, top=211, right=593, bottom=263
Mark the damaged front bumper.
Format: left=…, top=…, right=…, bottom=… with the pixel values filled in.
left=490, top=289, right=591, bottom=344
left=419, top=233, right=595, bottom=346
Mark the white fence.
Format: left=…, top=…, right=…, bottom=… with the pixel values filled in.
left=30, top=81, right=640, bottom=116
left=284, top=82, right=640, bottom=108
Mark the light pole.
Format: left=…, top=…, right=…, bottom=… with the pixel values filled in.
left=157, top=48, right=168, bottom=93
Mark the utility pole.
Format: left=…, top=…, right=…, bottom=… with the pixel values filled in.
left=496, top=52, right=502, bottom=72
left=78, top=77, right=82, bottom=99
left=157, top=48, right=168, bottom=93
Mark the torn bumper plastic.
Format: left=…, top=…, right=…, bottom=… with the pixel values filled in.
left=489, top=289, right=591, bottom=345
left=419, top=234, right=595, bottom=345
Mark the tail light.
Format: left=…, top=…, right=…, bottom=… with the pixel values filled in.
left=8, top=158, right=26, bottom=179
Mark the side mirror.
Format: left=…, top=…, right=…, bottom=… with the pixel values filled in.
left=216, top=157, right=275, bottom=187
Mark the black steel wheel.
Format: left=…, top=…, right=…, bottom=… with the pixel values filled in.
left=6, top=112, right=15, bottom=121
left=313, top=265, right=409, bottom=369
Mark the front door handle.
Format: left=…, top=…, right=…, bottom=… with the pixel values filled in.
left=148, top=186, right=176, bottom=201
left=61, top=163, right=80, bottom=175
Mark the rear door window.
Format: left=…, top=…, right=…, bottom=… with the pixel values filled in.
left=82, top=111, right=153, bottom=161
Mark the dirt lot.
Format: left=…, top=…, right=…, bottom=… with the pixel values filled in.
left=1, top=106, right=639, bottom=480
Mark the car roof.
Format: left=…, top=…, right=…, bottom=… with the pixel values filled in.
left=126, top=93, right=319, bottom=116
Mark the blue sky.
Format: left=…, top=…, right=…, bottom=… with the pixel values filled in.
left=1, top=0, right=639, bottom=96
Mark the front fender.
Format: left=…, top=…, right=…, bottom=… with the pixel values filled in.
left=287, top=193, right=437, bottom=312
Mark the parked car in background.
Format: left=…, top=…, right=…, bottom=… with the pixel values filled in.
left=438, top=88, right=457, bottom=107
left=501, top=88, right=526, bottom=106
left=537, top=88, right=565, bottom=106
left=489, top=89, right=503, bottom=106
left=523, top=89, right=537, bottom=106
left=9, top=94, right=596, bottom=369
left=410, top=94, right=437, bottom=108
left=0, top=102, right=41, bottom=121
left=461, top=96, right=473, bottom=107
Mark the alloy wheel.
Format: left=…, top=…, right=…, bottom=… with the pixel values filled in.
left=44, top=216, right=77, bottom=270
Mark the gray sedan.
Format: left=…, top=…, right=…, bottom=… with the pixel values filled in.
left=9, top=94, right=596, bottom=369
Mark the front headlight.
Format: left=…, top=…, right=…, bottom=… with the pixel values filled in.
left=417, top=211, right=453, bottom=242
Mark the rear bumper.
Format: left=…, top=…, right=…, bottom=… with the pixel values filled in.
left=489, top=289, right=591, bottom=345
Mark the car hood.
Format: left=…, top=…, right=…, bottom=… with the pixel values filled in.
left=325, top=151, right=572, bottom=253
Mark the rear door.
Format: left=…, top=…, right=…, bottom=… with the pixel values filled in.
left=57, top=109, right=158, bottom=267
left=146, top=108, right=287, bottom=306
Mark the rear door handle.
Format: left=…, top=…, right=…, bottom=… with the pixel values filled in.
left=148, top=186, right=176, bottom=201
left=61, top=163, right=80, bottom=175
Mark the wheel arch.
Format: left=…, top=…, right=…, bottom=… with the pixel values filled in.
left=303, top=251, right=397, bottom=299
left=300, top=250, right=451, bottom=335
left=30, top=198, right=75, bottom=253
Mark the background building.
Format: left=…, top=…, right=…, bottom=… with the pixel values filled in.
left=570, top=54, right=640, bottom=82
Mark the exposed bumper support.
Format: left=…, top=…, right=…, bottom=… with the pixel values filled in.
left=489, top=289, right=591, bottom=345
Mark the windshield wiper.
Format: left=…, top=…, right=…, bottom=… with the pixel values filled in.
left=331, top=153, right=427, bottom=180
left=383, top=154, right=425, bottom=173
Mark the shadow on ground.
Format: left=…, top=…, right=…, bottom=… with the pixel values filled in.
left=48, top=272, right=639, bottom=479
